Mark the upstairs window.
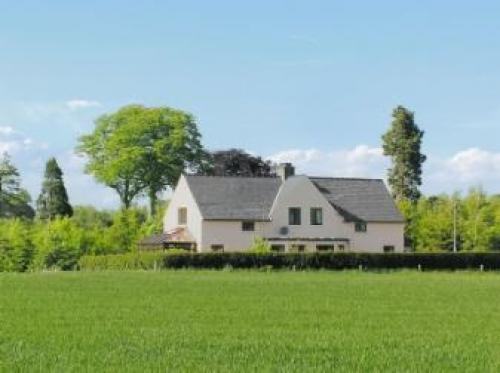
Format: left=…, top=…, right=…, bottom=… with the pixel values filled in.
left=178, top=207, right=187, bottom=225
left=289, top=208, right=301, bottom=225
left=242, top=221, right=255, bottom=231
left=310, top=208, right=323, bottom=225
left=355, top=222, right=367, bottom=233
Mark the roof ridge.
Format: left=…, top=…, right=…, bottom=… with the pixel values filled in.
left=309, top=176, right=384, bottom=181
left=185, top=174, right=279, bottom=179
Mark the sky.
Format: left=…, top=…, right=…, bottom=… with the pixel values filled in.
left=1, top=1, right=500, bottom=208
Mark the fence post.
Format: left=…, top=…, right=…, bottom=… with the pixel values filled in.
left=418, top=264, right=422, bottom=272
left=480, top=264, right=484, bottom=272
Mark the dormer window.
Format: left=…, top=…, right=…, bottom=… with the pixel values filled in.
left=178, top=207, right=187, bottom=225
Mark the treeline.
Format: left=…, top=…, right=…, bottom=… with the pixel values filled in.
left=0, top=205, right=165, bottom=272
left=400, top=188, right=500, bottom=252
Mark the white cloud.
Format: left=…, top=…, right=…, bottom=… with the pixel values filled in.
left=426, top=148, right=500, bottom=193
left=0, top=126, right=16, bottom=135
left=0, top=126, right=45, bottom=155
left=65, top=99, right=102, bottom=110
left=268, top=145, right=388, bottom=178
left=268, top=145, right=500, bottom=194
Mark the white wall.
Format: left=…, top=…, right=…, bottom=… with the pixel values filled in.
left=201, top=221, right=267, bottom=252
left=164, top=175, right=203, bottom=249
left=349, top=223, right=405, bottom=253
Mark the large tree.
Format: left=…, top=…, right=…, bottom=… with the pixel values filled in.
left=0, top=153, right=35, bottom=219
left=205, top=149, right=273, bottom=177
left=77, top=105, right=208, bottom=214
left=382, top=106, right=426, bottom=202
left=37, top=158, right=73, bottom=219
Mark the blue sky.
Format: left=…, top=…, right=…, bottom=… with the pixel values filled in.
left=1, top=1, right=500, bottom=207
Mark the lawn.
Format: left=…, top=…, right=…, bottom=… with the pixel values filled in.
left=1, top=271, right=500, bottom=372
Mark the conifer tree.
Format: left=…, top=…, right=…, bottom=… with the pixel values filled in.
left=0, top=152, right=34, bottom=219
left=382, top=106, right=426, bottom=202
left=37, top=158, right=73, bottom=219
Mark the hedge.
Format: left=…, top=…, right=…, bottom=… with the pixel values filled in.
left=78, top=252, right=500, bottom=271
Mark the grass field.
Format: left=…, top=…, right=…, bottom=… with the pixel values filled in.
left=1, top=271, right=500, bottom=372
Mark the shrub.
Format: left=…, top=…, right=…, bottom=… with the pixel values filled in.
left=248, top=237, right=271, bottom=253
left=0, top=219, right=34, bottom=272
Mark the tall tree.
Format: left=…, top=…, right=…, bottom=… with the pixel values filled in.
left=0, top=153, right=35, bottom=219
left=382, top=106, right=426, bottom=202
left=205, top=149, right=274, bottom=177
left=77, top=105, right=208, bottom=214
left=37, top=158, right=73, bottom=219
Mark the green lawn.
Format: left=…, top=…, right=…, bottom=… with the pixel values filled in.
left=1, top=271, right=500, bottom=372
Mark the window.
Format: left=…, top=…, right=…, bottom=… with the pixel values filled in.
left=211, top=245, right=224, bottom=253
left=355, top=222, right=367, bottom=233
left=310, top=208, right=323, bottom=225
left=289, top=208, right=301, bottom=225
left=337, top=244, right=346, bottom=252
left=316, top=245, right=334, bottom=252
left=242, top=221, right=255, bottom=231
left=383, top=245, right=395, bottom=253
left=290, top=244, right=306, bottom=253
left=178, top=207, right=187, bottom=225
left=271, top=245, right=285, bottom=253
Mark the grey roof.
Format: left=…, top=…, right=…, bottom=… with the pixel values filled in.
left=310, top=177, right=404, bottom=223
left=185, top=175, right=282, bottom=220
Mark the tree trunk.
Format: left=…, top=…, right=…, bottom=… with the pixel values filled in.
left=149, top=188, right=157, bottom=216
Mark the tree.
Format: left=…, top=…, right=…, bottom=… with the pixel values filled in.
left=0, top=153, right=35, bottom=219
left=205, top=149, right=274, bottom=177
left=382, top=106, right=426, bottom=202
left=37, top=158, right=73, bottom=219
left=77, top=105, right=208, bottom=214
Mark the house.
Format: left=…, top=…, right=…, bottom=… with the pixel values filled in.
left=156, top=163, right=405, bottom=253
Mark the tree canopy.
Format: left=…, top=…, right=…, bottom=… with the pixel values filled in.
left=382, top=106, right=426, bottom=202
left=205, top=149, right=274, bottom=177
left=37, top=158, right=73, bottom=219
left=77, top=105, right=208, bottom=214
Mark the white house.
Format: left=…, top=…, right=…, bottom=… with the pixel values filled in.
left=146, top=164, right=405, bottom=253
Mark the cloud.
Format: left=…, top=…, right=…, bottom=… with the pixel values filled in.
left=268, top=145, right=500, bottom=194
left=0, top=126, right=16, bottom=135
left=65, top=99, right=102, bottom=110
left=0, top=126, right=46, bottom=154
left=268, top=145, right=388, bottom=178
left=427, top=148, right=500, bottom=192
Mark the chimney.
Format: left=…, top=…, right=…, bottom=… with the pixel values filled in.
left=276, top=163, right=295, bottom=182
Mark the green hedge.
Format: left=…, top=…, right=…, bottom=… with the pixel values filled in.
left=79, top=252, right=500, bottom=271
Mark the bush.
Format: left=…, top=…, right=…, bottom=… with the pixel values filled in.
left=0, top=219, right=34, bottom=272
left=32, top=218, right=88, bottom=270
left=247, top=237, right=271, bottom=253
left=79, top=252, right=500, bottom=271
